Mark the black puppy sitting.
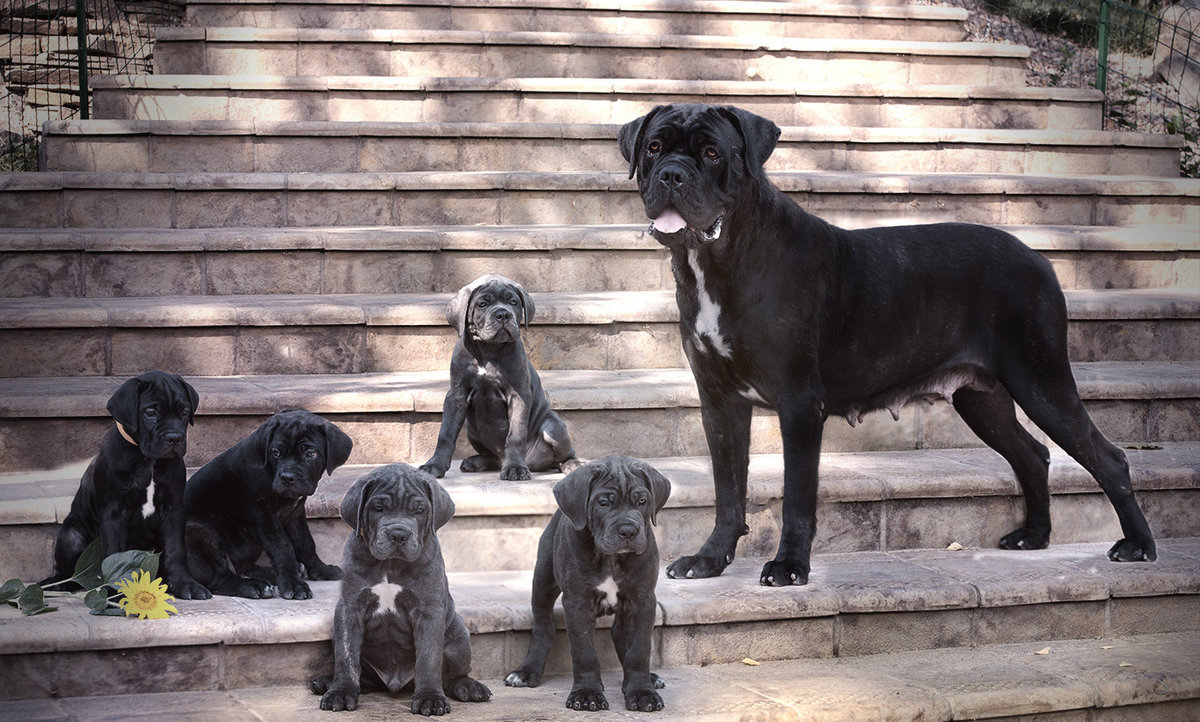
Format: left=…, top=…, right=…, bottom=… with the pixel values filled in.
left=185, top=408, right=353, bottom=599
left=505, top=455, right=671, bottom=713
left=312, top=463, right=492, bottom=715
left=43, top=370, right=210, bottom=600
left=420, top=274, right=581, bottom=481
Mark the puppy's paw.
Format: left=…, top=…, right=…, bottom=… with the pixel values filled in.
left=651, top=673, right=666, bottom=689
left=446, top=676, right=492, bottom=702
left=460, top=455, right=499, bottom=473
left=171, top=576, right=212, bottom=600
left=319, top=685, right=359, bottom=712
left=503, top=669, right=541, bottom=688
left=309, top=676, right=331, bottom=695
left=666, top=554, right=729, bottom=580
left=559, top=457, right=585, bottom=474
left=234, top=578, right=276, bottom=599
left=277, top=577, right=313, bottom=600
left=411, top=692, right=450, bottom=716
left=566, top=688, right=608, bottom=712
left=419, top=462, right=448, bottom=479
left=500, top=464, right=531, bottom=481
left=624, top=687, right=664, bottom=712
left=307, top=562, right=343, bottom=581
left=759, top=558, right=809, bottom=587
left=999, top=527, right=1050, bottom=551
left=1108, top=537, right=1157, bottom=562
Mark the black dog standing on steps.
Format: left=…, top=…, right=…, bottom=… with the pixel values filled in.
left=42, top=370, right=211, bottom=600
left=505, top=456, right=671, bottom=713
left=185, top=409, right=353, bottom=599
left=420, top=274, right=582, bottom=481
left=618, top=104, right=1156, bottom=587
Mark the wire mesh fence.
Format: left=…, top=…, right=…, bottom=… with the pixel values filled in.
left=1, top=0, right=183, bottom=171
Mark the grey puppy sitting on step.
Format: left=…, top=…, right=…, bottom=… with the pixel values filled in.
left=420, top=274, right=582, bottom=481
left=505, top=455, right=671, bottom=713
left=311, top=463, right=492, bottom=716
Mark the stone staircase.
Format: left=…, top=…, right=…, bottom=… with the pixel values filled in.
left=1, top=0, right=1198, bottom=718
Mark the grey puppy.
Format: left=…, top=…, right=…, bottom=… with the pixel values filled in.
left=505, top=455, right=671, bottom=713
left=311, top=463, right=492, bottom=716
left=420, top=274, right=581, bottom=481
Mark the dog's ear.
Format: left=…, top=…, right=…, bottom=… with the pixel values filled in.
left=553, top=461, right=607, bottom=532
left=630, top=459, right=672, bottom=525
left=420, top=470, right=456, bottom=530
left=446, top=281, right=478, bottom=337
left=255, top=413, right=284, bottom=467
left=321, top=419, right=354, bottom=475
left=511, top=279, right=535, bottom=328
left=178, top=375, right=200, bottom=426
left=106, top=376, right=144, bottom=433
left=340, top=471, right=377, bottom=538
left=715, top=106, right=780, bottom=181
left=618, top=105, right=666, bottom=180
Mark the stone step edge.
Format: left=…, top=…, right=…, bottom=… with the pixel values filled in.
left=41, top=119, right=1184, bottom=151
left=0, top=362, right=1195, bottom=419
left=156, top=27, right=1029, bottom=59
left=5, top=444, right=1196, bottom=527
left=3, top=289, right=1197, bottom=330
left=9, top=632, right=1196, bottom=721
left=2, top=224, right=1196, bottom=253
left=5, top=170, right=1197, bottom=197
left=86, top=74, right=1104, bottom=102
left=1, top=539, right=1196, bottom=655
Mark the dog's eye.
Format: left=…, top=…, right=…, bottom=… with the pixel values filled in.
left=305, top=449, right=318, bottom=459
left=597, top=497, right=611, bottom=507
left=704, top=147, right=720, bottom=161
left=646, top=140, right=661, bottom=155
left=144, top=408, right=158, bottom=419
left=271, top=448, right=281, bottom=459
left=637, top=497, right=647, bottom=506
left=372, top=501, right=384, bottom=512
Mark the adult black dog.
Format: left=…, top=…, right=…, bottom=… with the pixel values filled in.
left=185, top=408, right=353, bottom=599
left=618, top=103, right=1156, bottom=587
left=42, top=371, right=211, bottom=599
left=420, top=274, right=581, bottom=481
left=505, top=455, right=671, bottom=713
left=312, top=463, right=492, bottom=715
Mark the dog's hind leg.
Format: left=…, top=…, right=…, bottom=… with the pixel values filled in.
left=952, top=385, right=1052, bottom=551
left=526, top=412, right=581, bottom=473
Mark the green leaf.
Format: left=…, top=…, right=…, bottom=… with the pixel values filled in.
left=139, top=551, right=160, bottom=581
left=0, top=578, right=25, bottom=603
left=72, top=540, right=107, bottom=590
left=84, top=587, right=111, bottom=613
left=17, top=584, right=51, bottom=616
left=91, top=605, right=125, bottom=617
left=100, top=550, right=155, bottom=586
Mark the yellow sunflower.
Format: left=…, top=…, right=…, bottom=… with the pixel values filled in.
left=114, top=570, right=178, bottom=620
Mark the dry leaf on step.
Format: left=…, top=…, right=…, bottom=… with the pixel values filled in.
left=946, top=542, right=964, bottom=551
left=1034, top=647, right=1051, bottom=655
left=741, top=658, right=761, bottom=666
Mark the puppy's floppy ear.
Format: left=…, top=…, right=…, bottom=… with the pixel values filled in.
left=418, top=469, right=456, bottom=530
left=630, top=458, right=672, bottom=526
left=340, top=471, right=379, bottom=539
left=715, top=105, right=780, bottom=181
left=321, top=419, right=354, bottom=475
left=553, top=460, right=606, bottom=532
left=106, top=376, right=144, bottom=433
left=255, top=413, right=284, bottom=467
left=446, top=282, right=478, bottom=338
left=510, top=279, right=535, bottom=328
left=618, top=104, right=666, bottom=180
left=167, top=373, right=200, bottom=426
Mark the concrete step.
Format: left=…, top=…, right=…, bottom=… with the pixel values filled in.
left=184, top=0, right=972, bottom=42
left=0, top=539, right=1197, bottom=701
left=3, top=225, right=1196, bottom=297
left=1, top=290, right=1196, bottom=378
left=4, top=171, right=1197, bottom=230
left=3, top=444, right=1197, bottom=580
left=0, top=362, right=1195, bottom=471
left=88, top=75, right=1107, bottom=129
left=5, top=631, right=1199, bottom=718
left=40, top=120, right=1186, bottom=177
left=152, top=28, right=1029, bottom=86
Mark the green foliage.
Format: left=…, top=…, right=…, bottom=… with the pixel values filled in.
left=1, top=540, right=162, bottom=616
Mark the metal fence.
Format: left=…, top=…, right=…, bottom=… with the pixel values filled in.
left=1, top=0, right=183, bottom=171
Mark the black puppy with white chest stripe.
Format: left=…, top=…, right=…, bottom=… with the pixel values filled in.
left=505, top=455, right=671, bottom=713
left=619, top=103, right=1156, bottom=587
left=420, top=274, right=581, bottom=481
left=185, top=408, right=352, bottom=599
left=43, top=370, right=211, bottom=600
left=312, top=463, right=492, bottom=715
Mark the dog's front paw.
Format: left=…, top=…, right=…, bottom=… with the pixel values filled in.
left=319, top=684, right=359, bottom=712
left=307, top=562, right=343, bottom=581
left=170, top=575, right=212, bottom=600
left=503, top=668, right=541, bottom=688
left=999, top=527, right=1050, bottom=551
left=624, top=687, right=664, bottom=712
left=500, top=464, right=531, bottom=481
left=566, top=688, right=608, bottom=712
left=277, top=576, right=313, bottom=600
left=419, top=461, right=448, bottom=479
left=1108, top=537, right=1157, bottom=562
left=446, top=676, right=492, bottom=702
left=666, top=554, right=729, bottom=580
left=651, top=673, right=665, bottom=689
left=559, top=457, right=585, bottom=474
left=411, top=692, right=450, bottom=716
left=759, top=558, right=809, bottom=586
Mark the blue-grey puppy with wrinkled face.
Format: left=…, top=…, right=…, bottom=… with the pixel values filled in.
left=506, top=455, right=672, bottom=714
left=312, top=463, right=491, bottom=716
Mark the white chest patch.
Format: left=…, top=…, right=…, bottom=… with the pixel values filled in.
left=141, top=476, right=156, bottom=519
left=687, top=249, right=732, bottom=358
left=596, top=576, right=619, bottom=613
left=369, top=576, right=405, bottom=616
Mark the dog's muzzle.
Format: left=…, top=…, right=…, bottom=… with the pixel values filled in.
left=369, top=521, right=423, bottom=561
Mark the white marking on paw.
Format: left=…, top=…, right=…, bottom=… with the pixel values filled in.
left=687, top=249, right=732, bottom=358
left=141, top=477, right=156, bottom=519
left=596, top=576, right=619, bottom=612
left=370, top=576, right=405, bottom=615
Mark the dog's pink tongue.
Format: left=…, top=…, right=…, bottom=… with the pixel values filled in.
left=652, top=208, right=687, bottom=234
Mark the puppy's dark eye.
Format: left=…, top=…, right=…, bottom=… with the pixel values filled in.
left=305, top=449, right=318, bottom=459
left=271, top=448, right=281, bottom=459
left=704, top=147, right=720, bottom=161
left=372, top=501, right=384, bottom=512
left=144, top=408, right=158, bottom=419
left=637, top=497, right=647, bottom=506
left=597, top=497, right=611, bottom=507
left=646, top=140, right=661, bottom=155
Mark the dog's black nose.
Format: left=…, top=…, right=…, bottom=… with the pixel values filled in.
left=390, top=529, right=411, bottom=546
left=659, top=168, right=685, bottom=189
left=164, top=431, right=184, bottom=445
left=616, top=521, right=639, bottom=541
left=494, top=308, right=512, bottom=322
